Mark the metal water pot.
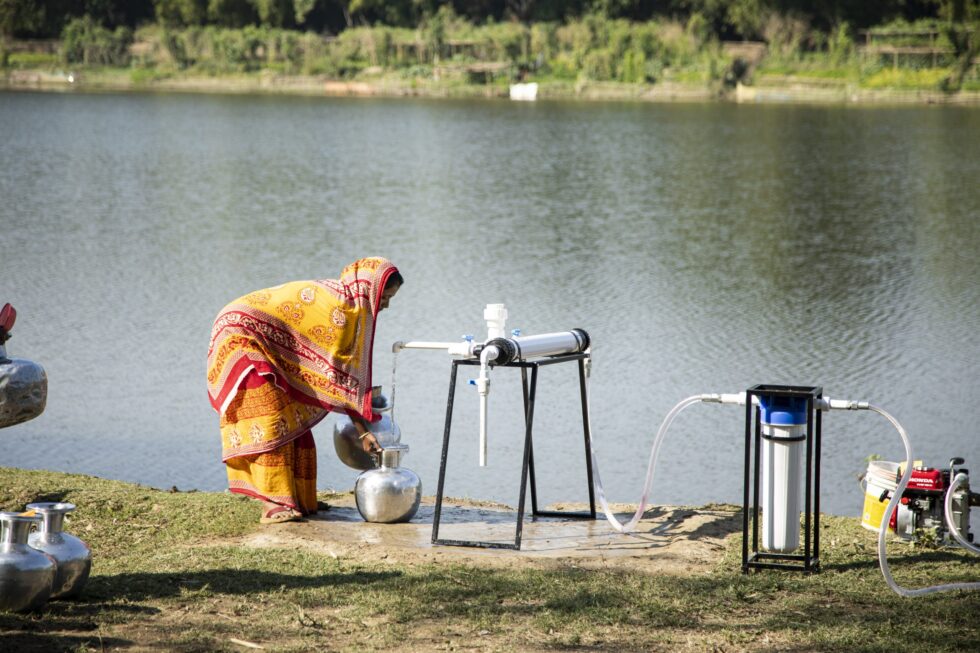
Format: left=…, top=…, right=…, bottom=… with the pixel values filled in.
left=0, top=512, right=56, bottom=612
left=27, top=503, right=91, bottom=599
left=333, top=391, right=401, bottom=470
left=354, top=444, right=421, bottom=523
left=0, top=304, right=48, bottom=429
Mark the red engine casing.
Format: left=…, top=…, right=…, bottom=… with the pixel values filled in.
left=905, top=467, right=944, bottom=491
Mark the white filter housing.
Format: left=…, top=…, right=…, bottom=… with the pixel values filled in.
left=509, top=332, right=587, bottom=359
left=761, top=422, right=805, bottom=553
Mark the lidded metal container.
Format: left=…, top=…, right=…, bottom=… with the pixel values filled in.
left=0, top=512, right=56, bottom=612
left=354, top=444, right=421, bottom=523
left=0, top=304, right=48, bottom=430
left=27, top=503, right=91, bottom=598
left=333, top=389, right=401, bottom=470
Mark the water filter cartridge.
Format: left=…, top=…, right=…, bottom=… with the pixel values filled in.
left=759, top=396, right=807, bottom=553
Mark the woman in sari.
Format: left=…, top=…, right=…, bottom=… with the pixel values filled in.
left=207, top=257, right=403, bottom=523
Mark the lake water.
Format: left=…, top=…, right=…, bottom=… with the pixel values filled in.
left=2, top=90, right=979, bottom=530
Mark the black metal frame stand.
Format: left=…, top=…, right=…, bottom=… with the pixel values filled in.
left=742, top=384, right=822, bottom=574
left=431, top=353, right=597, bottom=550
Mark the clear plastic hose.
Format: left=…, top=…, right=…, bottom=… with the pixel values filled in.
left=869, top=404, right=980, bottom=597
left=587, top=374, right=705, bottom=533
left=944, top=473, right=980, bottom=555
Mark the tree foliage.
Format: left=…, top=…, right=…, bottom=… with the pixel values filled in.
left=1, top=0, right=975, bottom=67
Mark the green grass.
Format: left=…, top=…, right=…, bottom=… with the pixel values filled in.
left=664, top=68, right=713, bottom=84
left=4, top=52, right=61, bottom=68
left=129, top=67, right=174, bottom=85
left=2, top=467, right=979, bottom=652
left=6, top=56, right=979, bottom=102
left=861, top=67, right=951, bottom=90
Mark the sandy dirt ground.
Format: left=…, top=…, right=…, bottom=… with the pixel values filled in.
left=235, top=495, right=742, bottom=574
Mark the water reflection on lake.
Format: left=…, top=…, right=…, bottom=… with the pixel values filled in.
left=2, top=91, right=979, bottom=527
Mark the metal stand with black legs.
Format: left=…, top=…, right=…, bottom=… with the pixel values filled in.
left=741, top=384, right=822, bottom=574
left=431, top=353, right=597, bottom=550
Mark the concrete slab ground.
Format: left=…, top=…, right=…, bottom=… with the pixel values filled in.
left=237, top=496, right=742, bottom=574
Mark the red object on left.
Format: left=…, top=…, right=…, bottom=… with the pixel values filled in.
left=0, top=303, right=15, bottom=333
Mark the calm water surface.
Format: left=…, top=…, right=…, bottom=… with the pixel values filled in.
left=2, top=91, right=979, bottom=528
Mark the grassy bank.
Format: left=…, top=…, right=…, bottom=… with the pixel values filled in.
left=6, top=64, right=980, bottom=106
left=0, top=65, right=727, bottom=102
left=2, top=467, right=979, bottom=651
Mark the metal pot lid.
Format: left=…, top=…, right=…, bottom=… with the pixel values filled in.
left=26, top=502, right=76, bottom=514
left=0, top=511, right=41, bottom=522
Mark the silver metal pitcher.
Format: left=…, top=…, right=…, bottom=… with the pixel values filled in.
left=26, top=503, right=91, bottom=599
left=0, top=512, right=56, bottom=612
left=0, top=303, right=48, bottom=430
left=333, top=390, right=401, bottom=470
left=354, top=444, right=421, bottom=523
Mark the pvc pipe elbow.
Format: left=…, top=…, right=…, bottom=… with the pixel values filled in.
left=480, top=345, right=500, bottom=367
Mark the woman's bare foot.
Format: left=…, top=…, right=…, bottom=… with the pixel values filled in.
left=260, top=503, right=303, bottom=524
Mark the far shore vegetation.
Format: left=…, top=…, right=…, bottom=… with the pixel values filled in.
left=1, top=1, right=979, bottom=99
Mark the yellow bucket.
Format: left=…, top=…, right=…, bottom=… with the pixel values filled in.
left=861, top=460, right=901, bottom=532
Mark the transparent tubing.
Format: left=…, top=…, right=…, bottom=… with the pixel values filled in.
left=869, top=404, right=980, bottom=597
left=390, top=351, right=398, bottom=425
left=586, top=373, right=706, bottom=533
left=945, top=473, right=980, bottom=555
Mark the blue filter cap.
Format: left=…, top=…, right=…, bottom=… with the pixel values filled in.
left=758, top=395, right=808, bottom=425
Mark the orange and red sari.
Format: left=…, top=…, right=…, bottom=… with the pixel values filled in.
left=207, top=257, right=399, bottom=513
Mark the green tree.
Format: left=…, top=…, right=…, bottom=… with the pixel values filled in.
left=330, top=0, right=417, bottom=28
left=250, top=0, right=294, bottom=26
left=293, top=0, right=316, bottom=24
left=207, top=0, right=258, bottom=27
left=61, top=14, right=133, bottom=64
left=155, top=0, right=208, bottom=26
left=725, top=0, right=765, bottom=38
left=0, top=0, right=45, bottom=37
left=938, top=0, right=980, bottom=91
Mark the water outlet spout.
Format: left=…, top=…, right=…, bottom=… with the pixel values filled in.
left=476, top=344, right=499, bottom=466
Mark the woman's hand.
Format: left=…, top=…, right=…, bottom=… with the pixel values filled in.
left=359, top=431, right=382, bottom=455
left=352, top=414, right=383, bottom=456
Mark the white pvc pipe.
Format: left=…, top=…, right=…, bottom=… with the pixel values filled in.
left=479, top=393, right=488, bottom=466
left=393, top=341, right=461, bottom=351
left=476, top=345, right=497, bottom=467
left=484, top=303, right=508, bottom=340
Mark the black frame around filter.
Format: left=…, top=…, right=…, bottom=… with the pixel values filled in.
left=742, top=384, right=822, bottom=574
left=431, top=353, right=597, bottom=550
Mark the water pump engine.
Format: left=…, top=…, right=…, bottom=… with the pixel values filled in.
left=885, top=458, right=980, bottom=544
